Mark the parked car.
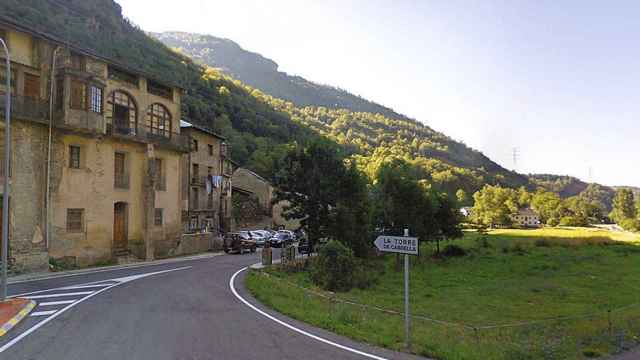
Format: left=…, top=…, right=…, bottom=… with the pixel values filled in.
left=268, top=232, right=293, bottom=248
left=277, top=230, right=296, bottom=242
left=223, top=232, right=256, bottom=254
left=249, top=230, right=269, bottom=247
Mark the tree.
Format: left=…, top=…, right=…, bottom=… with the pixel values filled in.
left=610, top=189, right=636, bottom=225
left=456, top=189, right=468, bottom=205
left=471, top=185, right=518, bottom=228
left=329, top=162, right=372, bottom=258
left=373, top=159, right=462, bottom=245
left=531, top=190, right=562, bottom=226
left=273, top=140, right=345, bottom=250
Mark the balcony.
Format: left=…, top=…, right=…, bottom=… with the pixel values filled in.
left=0, top=94, right=49, bottom=125
left=114, top=172, right=130, bottom=189
left=108, top=124, right=190, bottom=152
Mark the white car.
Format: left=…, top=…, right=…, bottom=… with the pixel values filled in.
left=277, top=230, right=296, bottom=241
left=249, top=230, right=269, bottom=246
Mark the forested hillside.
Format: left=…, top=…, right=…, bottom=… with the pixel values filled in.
left=0, top=0, right=534, bottom=199
left=152, top=31, right=408, bottom=120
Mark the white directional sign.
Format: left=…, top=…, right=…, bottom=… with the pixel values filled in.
left=374, top=235, right=419, bottom=255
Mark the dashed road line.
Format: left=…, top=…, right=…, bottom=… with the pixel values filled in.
left=25, top=291, right=94, bottom=299
left=30, top=310, right=57, bottom=317
left=0, top=266, right=191, bottom=354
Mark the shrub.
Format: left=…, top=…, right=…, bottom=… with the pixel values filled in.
left=441, top=244, right=467, bottom=257
left=311, top=240, right=356, bottom=292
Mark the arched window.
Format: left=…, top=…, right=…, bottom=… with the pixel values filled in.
left=145, top=103, right=172, bottom=138
left=107, top=90, right=137, bottom=134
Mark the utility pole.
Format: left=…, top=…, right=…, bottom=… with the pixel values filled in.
left=1, top=38, right=11, bottom=301
left=512, top=147, right=519, bottom=171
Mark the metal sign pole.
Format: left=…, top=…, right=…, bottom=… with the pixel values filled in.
left=403, top=228, right=410, bottom=348
left=1, top=38, right=11, bottom=302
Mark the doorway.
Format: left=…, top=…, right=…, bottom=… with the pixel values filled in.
left=113, top=202, right=128, bottom=251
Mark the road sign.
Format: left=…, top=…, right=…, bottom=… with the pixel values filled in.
left=374, top=235, right=419, bottom=255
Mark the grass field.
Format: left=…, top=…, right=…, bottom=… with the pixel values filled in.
left=246, top=227, right=640, bottom=359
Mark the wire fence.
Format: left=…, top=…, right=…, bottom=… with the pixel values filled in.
left=254, top=270, right=640, bottom=360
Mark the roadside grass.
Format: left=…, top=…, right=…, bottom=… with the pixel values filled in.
left=246, top=227, right=640, bottom=359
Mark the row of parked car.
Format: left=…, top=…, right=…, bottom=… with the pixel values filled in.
left=223, top=229, right=305, bottom=254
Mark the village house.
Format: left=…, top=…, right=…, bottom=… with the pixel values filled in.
left=0, top=19, right=193, bottom=271
left=179, top=120, right=233, bottom=235
left=512, top=208, right=541, bottom=228
left=231, top=167, right=300, bottom=231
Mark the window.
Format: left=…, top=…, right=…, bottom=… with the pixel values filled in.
left=107, top=90, right=137, bottom=131
left=208, top=144, right=214, bottom=156
left=147, top=80, right=172, bottom=99
left=192, top=139, right=198, bottom=152
left=189, top=216, right=198, bottom=231
left=56, top=78, right=64, bottom=110
left=89, top=85, right=102, bottom=113
left=192, top=188, right=199, bottom=209
left=24, top=73, right=40, bottom=99
left=70, top=80, right=86, bottom=110
left=70, top=52, right=85, bottom=71
left=67, top=208, right=84, bottom=232
left=145, top=103, right=171, bottom=138
left=207, top=166, right=213, bottom=176
left=69, top=145, right=81, bottom=169
left=154, top=208, right=163, bottom=226
left=114, top=152, right=128, bottom=189
left=0, top=65, right=16, bottom=94
left=155, top=158, right=165, bottom=190
left=192, top=163, right=199, bottom=183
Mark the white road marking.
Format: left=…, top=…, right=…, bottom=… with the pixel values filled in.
left=59, top=284, right=113, bottom=290
left=38, top=300, right=76, bottom=306
left=25, top=291, right=94, bottom=299
left=229, top=267, right=388, bottom=360
left=30, top=310, right=57, bottom=317
left=0, top=266, right=191, bottom=354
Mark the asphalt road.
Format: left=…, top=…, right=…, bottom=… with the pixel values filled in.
left=1, top=250, right=425, bottom=360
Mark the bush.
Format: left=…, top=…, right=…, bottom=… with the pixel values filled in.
left=441, top=244, right=467, bottom=257
left=311, top=240, right=356, bottom=292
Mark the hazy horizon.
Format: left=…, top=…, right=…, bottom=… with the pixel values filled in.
left=118, top=0, right=639, bottom=188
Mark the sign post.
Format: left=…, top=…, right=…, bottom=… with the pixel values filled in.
left=374, top=229, right=418, bottom=348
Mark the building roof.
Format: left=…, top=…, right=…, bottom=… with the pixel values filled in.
left=180, top=120, right=226, bottom=140
left=0, top=16, right=184, bottom=90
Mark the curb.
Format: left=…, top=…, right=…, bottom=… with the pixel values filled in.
left=9, top=252, right=223, bottom=284
left=0, top=300, right=36, bottom=337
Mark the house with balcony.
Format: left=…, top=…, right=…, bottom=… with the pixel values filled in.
left=179, top=120, right=233, bottom=234
left=0, top=19, right=191, bottom=270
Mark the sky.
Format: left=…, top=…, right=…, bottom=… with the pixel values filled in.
left=118, top=0, right=639, bottom=187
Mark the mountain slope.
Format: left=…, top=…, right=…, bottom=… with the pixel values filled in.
left=151, top=31, right=410, bottom=120
left=1, top=0, right=529, bottom=197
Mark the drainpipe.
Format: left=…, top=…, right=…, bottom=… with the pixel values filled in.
left=45, top=46, right=61, bottom=250
left=1, top=38, right=11, bottom=301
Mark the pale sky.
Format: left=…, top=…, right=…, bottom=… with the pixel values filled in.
left=119, top=0, right=639, bottom=187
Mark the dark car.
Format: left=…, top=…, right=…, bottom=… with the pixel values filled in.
left=223, top=232, right=257, bottom=254
left=268, top=232, right=293, bottom=248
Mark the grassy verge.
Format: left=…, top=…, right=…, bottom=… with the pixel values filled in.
left=246, top=227, right=640, bottom=359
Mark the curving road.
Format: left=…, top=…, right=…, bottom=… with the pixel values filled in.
left=2, top=251, right=425, bottom=360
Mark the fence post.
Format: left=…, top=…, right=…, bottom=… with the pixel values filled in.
left=607, top=309, right=612, bottom=337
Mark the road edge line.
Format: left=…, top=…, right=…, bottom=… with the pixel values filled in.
left=229, top=266, right=389, bottom=360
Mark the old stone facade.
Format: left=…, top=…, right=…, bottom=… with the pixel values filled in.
left=0, top=20, right=190, bottom=270
left=180, top=120, right=233, bottom=234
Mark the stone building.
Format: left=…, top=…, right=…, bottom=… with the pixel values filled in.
left=232, top=167, right=300, bottom=231
left=179, top=120, right=233, bottom=234
left=0, top=19, right=190, bottom=270
left=512, top=208, right=541, bottom=228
